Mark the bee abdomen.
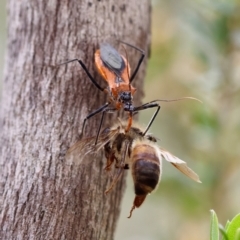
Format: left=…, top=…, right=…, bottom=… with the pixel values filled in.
left=133, top=159, right=160, bottom=195
left=132, top=145, right=160, bottom=196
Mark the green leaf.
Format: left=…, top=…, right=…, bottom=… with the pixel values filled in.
left=235, top=229, right=240, bottom=240
left=210, top=209, right=219, bottom=240
left=219, top=224, right=228, bottom=240
left=226, top=220, right=231, bottom=231
left=226, top=214, right=240, bottom=240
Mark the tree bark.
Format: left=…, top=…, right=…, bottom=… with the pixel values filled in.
left=0, top=0, right=151, bottom=239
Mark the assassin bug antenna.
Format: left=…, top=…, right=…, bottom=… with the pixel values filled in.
left=141, top=97, right=202, bottom=136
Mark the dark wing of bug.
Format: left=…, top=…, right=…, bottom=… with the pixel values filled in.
left=100, top=43, right=125, bottom=77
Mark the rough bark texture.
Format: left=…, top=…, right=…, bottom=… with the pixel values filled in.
left=0, top=0, right=151, bottom=239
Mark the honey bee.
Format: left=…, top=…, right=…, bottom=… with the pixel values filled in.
left=67, top=120, right=201, bottom=218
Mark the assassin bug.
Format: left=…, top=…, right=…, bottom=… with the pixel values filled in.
left=60, top=41, right=161, bottom=144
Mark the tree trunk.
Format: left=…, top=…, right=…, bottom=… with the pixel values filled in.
left=0, top=0, right=151, bottom=239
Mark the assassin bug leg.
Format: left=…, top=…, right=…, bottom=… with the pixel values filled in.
left=59, top=58, right=104, bottom=91
left=95, top=107, right=118, bottom=145
left=133, top=102, right=161, bottom=136
left=119, top=40, right=145, bottom=83
left=82, top=103, right=110, bottom=137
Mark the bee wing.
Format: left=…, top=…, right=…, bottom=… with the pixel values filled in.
left=158, top=148, right=201, bottom=183
left=66, top=127, right=120, bottom=165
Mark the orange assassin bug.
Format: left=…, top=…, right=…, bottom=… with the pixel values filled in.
left=60, top=41, right=161, bottom=144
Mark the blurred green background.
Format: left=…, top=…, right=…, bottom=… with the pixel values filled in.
left=1, top=1, right=240, bottom=239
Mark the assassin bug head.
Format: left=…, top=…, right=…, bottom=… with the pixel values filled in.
left=117, top=45, right=135, bottom=112
left=118, top=91, right=134, bottom=112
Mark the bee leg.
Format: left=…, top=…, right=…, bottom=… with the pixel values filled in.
left=104, top=167, right=124, bottom=194
left=104, top=142, right=115, bottom=172
left=104, top=156, right=115, bottom=177
left=104, top=160, right=114, bottom=172
left=105, top=141, right=129, bottom=194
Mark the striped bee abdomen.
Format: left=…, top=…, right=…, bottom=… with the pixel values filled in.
left=127, top=144, right=161, bottom=218
left=133, top=159, right=160, bottom=195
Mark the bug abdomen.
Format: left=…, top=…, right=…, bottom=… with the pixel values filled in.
left=131, top=145, right=160, bottom=196
left=133, top=159, right=160, bottom=195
